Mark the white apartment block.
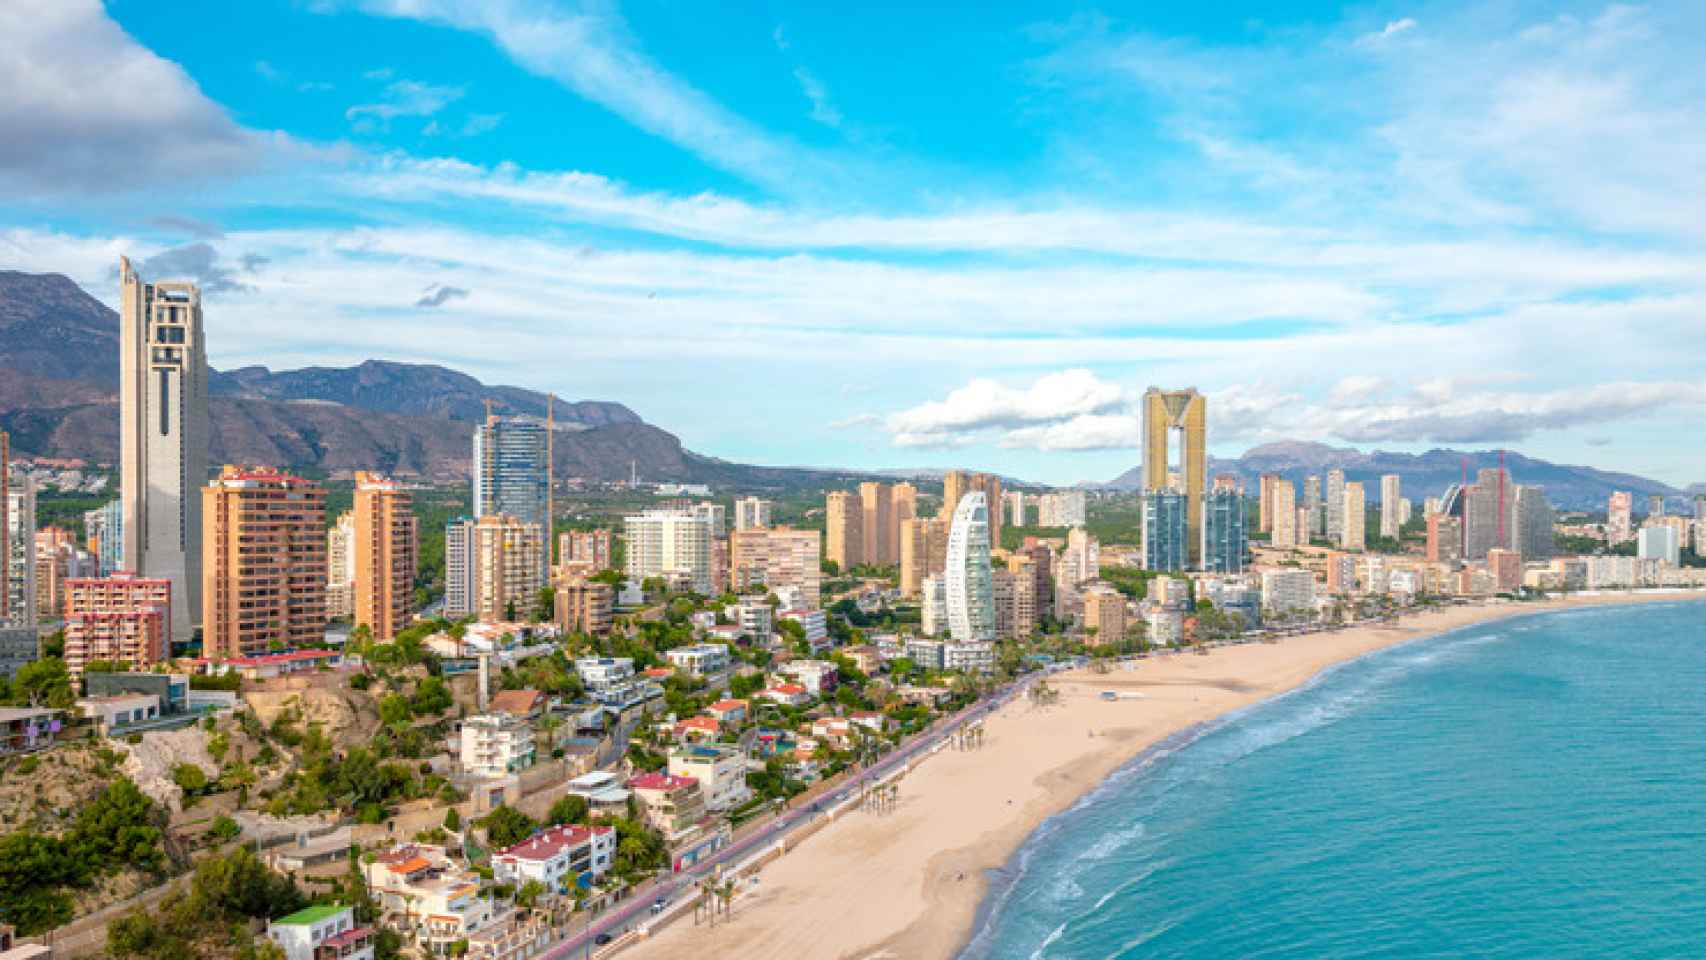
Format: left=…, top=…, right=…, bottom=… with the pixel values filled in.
left=665, top=643, right=731, bottom=678
left=459, top=714, right=537, bottom=778
left=625, top=510, right=714, bottom=594
left=1262, top=569, right=1317, bottom=614
left=668, top=744, right=752, bottom=811
left=733, top=497, right=773, bottom=531
left=491, top=824, right=616, bottom=893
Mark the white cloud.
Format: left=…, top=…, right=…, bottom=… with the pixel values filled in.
left=347, top=79, right=465, bottom=129
left=0, top=0, right=269, bottom=192
left=1356, top=17, right=1417, bottom=47
left=883, top=370, right=1128, bottom=447
left=792, top=67, right=842, bottom=128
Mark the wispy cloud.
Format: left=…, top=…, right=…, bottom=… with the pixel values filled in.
left=414, top=283, right=469, bottom=307
left=347, top=79, right=465, bottom=129
left=792, top=67, right=842, bottom=128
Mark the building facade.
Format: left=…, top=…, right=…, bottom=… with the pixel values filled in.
left=1142, top=490, right=1189, bottom=572
left=202, top=467, right=327, bottom=660
left=353, top=472, right=417, bottom=641
left=1341, top=481, right=1366, bottom=551
left=733, top=496, right=773, bottom=531
left=63, top=572, right=172, bottom=678
left=473, top=415, right=550, bottom=580
left=1380, top=474, right=1402, bottom=538
left=729, top=526, right=822, bottom=607
left=623, top=509, right=713, bottom=595
left=1139, top=387, right=1206, bottom=563
left=1270, top=479, right=1299, bottom=549
left=326, top=512, right=356, bottom=620
left=1201, top=489, right=1247, bottom=573
left=944, top=493, right=996, bottom=643
left=446, top=515, right=545, bottom=621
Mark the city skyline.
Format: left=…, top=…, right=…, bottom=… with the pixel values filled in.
left=3, top=1, right=1706, bottom=486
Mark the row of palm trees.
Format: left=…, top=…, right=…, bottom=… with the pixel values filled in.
left=695, top=873, right=740, bottom=926
left=861, top=781, right=901, bottom=814
left=951, top=722, right=986, bottom=751
left=1027, top=678, right=1062, bottom=709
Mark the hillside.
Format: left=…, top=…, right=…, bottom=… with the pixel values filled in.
left=0, top=270, right=858, bottom=488
left=1105, top=440, right=1688, bottom=512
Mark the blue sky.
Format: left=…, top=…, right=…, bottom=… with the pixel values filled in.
left=3, top=0, right=1705, bottom=486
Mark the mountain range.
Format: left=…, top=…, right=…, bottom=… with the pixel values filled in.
left=0, top=270, right=862, bottom=488
left=1106, top=440, right=1694, bottom=513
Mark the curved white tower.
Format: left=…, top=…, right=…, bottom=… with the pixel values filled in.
left=945, top=491, right=995, bottom=643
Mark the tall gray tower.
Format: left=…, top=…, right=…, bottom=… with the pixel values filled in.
left=119, top=256, right=207, bottom=637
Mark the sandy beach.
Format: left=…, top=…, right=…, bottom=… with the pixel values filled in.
left=621, top=592, right=1705, bottom=960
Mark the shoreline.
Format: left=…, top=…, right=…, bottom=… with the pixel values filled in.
left=621, top=591, right=1706, bottom=960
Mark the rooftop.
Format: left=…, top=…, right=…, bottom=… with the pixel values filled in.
left=629, top=772, right=697, bottom=791
left=272, top=903, right=349, bottom=926
left=492, top=824, right=613, bottom=862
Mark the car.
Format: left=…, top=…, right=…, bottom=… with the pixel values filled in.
left=594, top=933, right=614, bottom=946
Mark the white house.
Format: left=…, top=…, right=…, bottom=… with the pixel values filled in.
left=667, top=744, right=752, bottom=811
left=459, top=714, right=536, bottom=778
left=266, top=904, right=373, bottom=960
left=490, top=824, right=617, bottom=893
left=664, top=643, right=731, bottom=678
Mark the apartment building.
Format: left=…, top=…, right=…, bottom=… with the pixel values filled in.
left=201, top=466, right=327, bottom=660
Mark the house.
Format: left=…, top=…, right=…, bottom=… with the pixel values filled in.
left=487, top=689, right=547, bottom=721
left=664, top=643, right=731, bottom=679
left=76, top=693, right=162, bottom=736
left=840, top=646, right=882, bottom=675
left=464, top=908, right=553, bottom=960
left=894, top=685, right=953, bottom=706
left=778, top=608, right=829, bottom=651
left=640, top=667, right=674, bottom=681
left=667, top=744, right=752, bottom=811
left=627, top=772, right=707, bottom=837
left=850, top=711, right=890, bottom=734
left=220, top=648, right=343, bottom=680
left=266, top=904, right=373, bottom=960
left=757, top=683, right=811, bottom=707
left=490, top=824, right=616, bottom=893
left=672, top=715, right=721, bottom=743
left=810, top=717, right=853, bottom=747
left=459, top=714, right=536, bottom=778
left=705, top=698, right=749, bottom=726
left=364, top=844, right=494, bottom=952
left=84, top=672, right=190, bottom=716
left=0, top=707, right=63, bottom=755
left=704, top=624, right=744, bottom=645
left=777, top=659, right=837, bottom=694
left=564, top=771, right=630, bottom=815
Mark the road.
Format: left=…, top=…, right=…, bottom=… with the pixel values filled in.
left=540, top=665, right=1068, bottom=959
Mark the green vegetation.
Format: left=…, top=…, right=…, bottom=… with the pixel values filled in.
left=0, top=778, right=168, bottom=935
left=481, top=805, right=537, bottom=848
left=1, top=656, right=74, bottom=708
left=106, top=846, right=307, bottom=960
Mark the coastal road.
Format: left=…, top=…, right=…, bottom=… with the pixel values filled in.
left=541, top=666, right=1069, bottom=959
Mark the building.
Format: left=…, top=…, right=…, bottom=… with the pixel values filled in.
left=1607, top=491, right=1634, bottom=544
left=1487, top=548, right=1523, bottom=593
left=942, top=471, right=1004, bottom=552
left=668, top=744, right=751, bottom=811
left=1648, top=493, right=1666, bottom=518
left=1460, top=468, right=1517, bottom=561
left=664, top=643, right=731, bottom=678
left=85, top=671, right=189, bottom=716
left=491, top=824, right=617, bottom=892
left=1427, top=514, right=1463, bottom=565
left=364, top=845, right=493, bottom=952
left=944, top=492, right=996, bottom=643
left=628, top=773, right=707, bottom=837
left=732, top=601, right=773, bottom=643
left=1257, top=473, right=1278, bottom=533
left=1262, top=569, right=1316, bottom=615
left=1340, top=482, right=1366, bottom=551
left=202, top=466, right=327, bottom=660
left=920, top=575, right=947, bottom=637
left=825, top=491, right=862, bottom=572
left=4, top=477, right=36, bottom=632
left=899, top=517, right=948, bottom=598
left=63, top=572, right=172, bottom=678
left=859, top=481, right=893, bottom=567
left=1380, top=475, right=1402, bottom=538
left=624, top=509, right=713, bottom=595
left=84, top=498, right=125, bottom=577
left=1035, top=490, right=1087, bottom=528
left=119, top=257, right=208, bottom=638
left=1304, top=475, right=1324, bottom=537
left=1512, top=486, right=1555, bottom=561
left=1326, top=469, right=1346, bottom=541
left=460, top=713, right=537, bottom=778
left=1003, top=490, right=1027, bottom=527
left=0, top=429, right=6, bottom=624
left=1201, top=489, right=1247, bottom=573
left=574, top=656, right=642, bottom=706
left=555, top=576, right=615, bottom=635
left=77, top=692, right=163, bottom=736
left=733, top=496, right=773, bottom=531
left=326, top=511, right=356, bottom=620
left=991, top=569, right=1036, bottom=641
left=558, top=528, right=613, bottom=573
left=473, top=415, right=550, bottom=581
left=730, top=526, right=822, bottom=607
left=1082, top=585, right=1126, bottom=644
left=353, top=472, right=416, bottom=641
left=445, top=515, right=545, bottom=621
left=778, top=607, right=828, bottom=650
left=1139, top=387, right=1206, bottom=563
left=1325, top=552, right=1358, bottom=595
left=266, top=904, right=373, bottom=960
left=0, top=706, right=61, bottom=756
left=1141, top=490, right=1189, bottom=572
left=1638, top=525, right=1681, bottom=567
left=1270, top=479, right=1299, bottom=549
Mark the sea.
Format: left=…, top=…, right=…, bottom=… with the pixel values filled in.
left=961, top=600, right=1706, bottom=959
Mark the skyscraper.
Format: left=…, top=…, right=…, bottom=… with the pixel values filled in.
left=353, top=472, right=417, bottom=641
left=445, top=514, right=545, bottom=621
left=1142, top=490, right=1189, bottom=572
left=1607, top=491, right=1634, bottom=544
left=991, top=569, right=1037, bottom=641
left=733, top=496, right=773, bottom=531
left=1325, top=469, right=1346, bottom=541
left=1202, top=488, right=1248, bottom=573
left=1270, top=479, right=1299, bottom=548
left=1512, top=485, right=1555, bottom=562
left=1139, top=387, right=1206, bottom=562
left=119, top=257, right=208, bottom=637
left=859, top=481, right=893, bottom=567
left=730, top=527, right=822, bottom=608
left=84, top=499, right=124, bottom=577
left=326, top=511, right=356, bottom=620
left=473, top=415, right=550, bottom=579
left=944, top=492, right=996, bottom=643
left=1426, top=514, right=1463, bottom=565
left=825, top=490, right=862, bottom=571
left=1257, top=473, right=1278, bottom=533
left=899, top=516, right=948, bottom=597
left=3, top=476, right=35, bottom=630
left=942, top=471, right=1004, bottom=551
left=1379, top=474, right=1402, bottom=538
left=624, top=509, right=714, bottom=594
left=63, top=572, right=172, bottom=680
left=891, top=482, right=918, bottom=554
left=1304, top=476, right=1323, bottom=537
left=1462, top=468, right=1517, bottom=560
left=0, top=429, right=8, bottom=623
left=1340, top=481, right=1366, bottom=551
left=1648, top=494, right=1666, bottom=519
left=202, top=466, right=326, bottom=659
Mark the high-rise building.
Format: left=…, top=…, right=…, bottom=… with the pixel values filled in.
left=1648, top=494, right=1666, bottom=519
left=942, top=471, right=1004, bottom=552
left=733, top=497, right=773, bottom=531
left=1325, top=552, right=1358, bottom=595
left=4, top=477, right=37, bottom=630
left=1257, top=473, right=1278, bottom=534
left=1017, top=539, right=1054, bottom=609
left=1035, top=490, right=1087, bottom=528
left=1379, top=475, right=1403, bottom=539
left=1462, top=468, right=1517, bottom=560
left=326, top=512, right=356, bottom=620
left=1426, top=514, right=1463, bottom=565
left=1082, top=585, right=1126, bottom=644
left=1140, top=387, right=1206, bottom=563
left=1638, top=526, right=1681, bottom=567
left=1695, top=496, right=1706, bottom=523
left=899, top=517, right=948, bottom=597
left=557, top=528, right=613, bottom=574
left=1202, top=489, right=1247, bottom=573
left=624, top=509, right=713, bottom=595
left=991, top=569, right=1036, bottom=641
left=1325, top=470, right=1346, bottom=541
left=0, top=429, right=7, bottom=623
left=859, top=482, right=892, bottom=567
left=84, top=499, right=124, bottom=577
left=920, top=575, right=947, bottom=637
left=1058, top=528, right=1100, bottom=591
left=353, top=472, right=417, bottom=642
left=1304, top=476, right=1323, bottom=537
left=890, top=483, right=917, bottom=555
left=555, top=575, right=615, bottom=636
left=693, top=502, right=727, bottom=539
left=730, top=526, right=822, bottom=608
left=202, top=466, right=326, bottom=659
left=825, top=491, right=863, bottom=572
left=473, top=415, right=550, bottom=579
left=1340, top=481, right=1366, bottom=551
left=445, top=514, right=545, bottom=621
left=63, top=572, right=172, bottom=679
left=1607, top=491, right=1634, bottom=545
left=944, top=492, right=996, bottom=643
left=1487, top=548, right=1523, bottom=593
left=1261, top=569, right=1316, bottom=614
left=1270, top=479, right=1299, bottom=549
left=1003, top=491, right=1026, bottom=528
left=1142, top=490, right=1189, bottom=572
left=1512, top=485, right=1555, bottom=562
left=119, top=257, right=208, bottom=637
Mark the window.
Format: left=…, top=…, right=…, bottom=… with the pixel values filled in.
left=158, top=369, right=171, bottom=436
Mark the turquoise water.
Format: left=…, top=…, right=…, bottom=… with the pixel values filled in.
left=962, top=601, right=1706, bottom=959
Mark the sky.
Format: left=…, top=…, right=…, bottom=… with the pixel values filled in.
left=3, top=0, right=1705, bottom=487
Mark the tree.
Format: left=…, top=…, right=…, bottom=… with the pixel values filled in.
left=70, top=778, right=165, bottom=873
left=533, top=586, right=557, bottom=623
left=172, top=763, right=209, bottom=794
left=516, top=879, right=547, bottom=909
left=10, top=657, right=73, bottom=708
left=0, top=832, right=79, bottom=934
left=378, top=693, right=412, bottom=729
left=443, top=807, right=461, bottom=831
left=208, top=815, right=242, bottom=842
left=548, top=794, right=590, bottom=826
left=482, top=805, right=537, bottom=848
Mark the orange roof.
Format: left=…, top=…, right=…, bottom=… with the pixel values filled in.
left=387, top=857, right=432, bottom=874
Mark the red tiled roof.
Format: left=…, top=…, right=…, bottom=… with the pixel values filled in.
left=708, top=699, right=749, bottom=712
left=766, top=683, right=807, bottom=695
left=223, top=649, right=340, bottom=666
left=488, top=689, right=544, bottom=715
left=629, top=772, right=697, bottom=791
left=493, top=824, right=613, bottom=862
left=322, top=927, right=372, bottom=948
